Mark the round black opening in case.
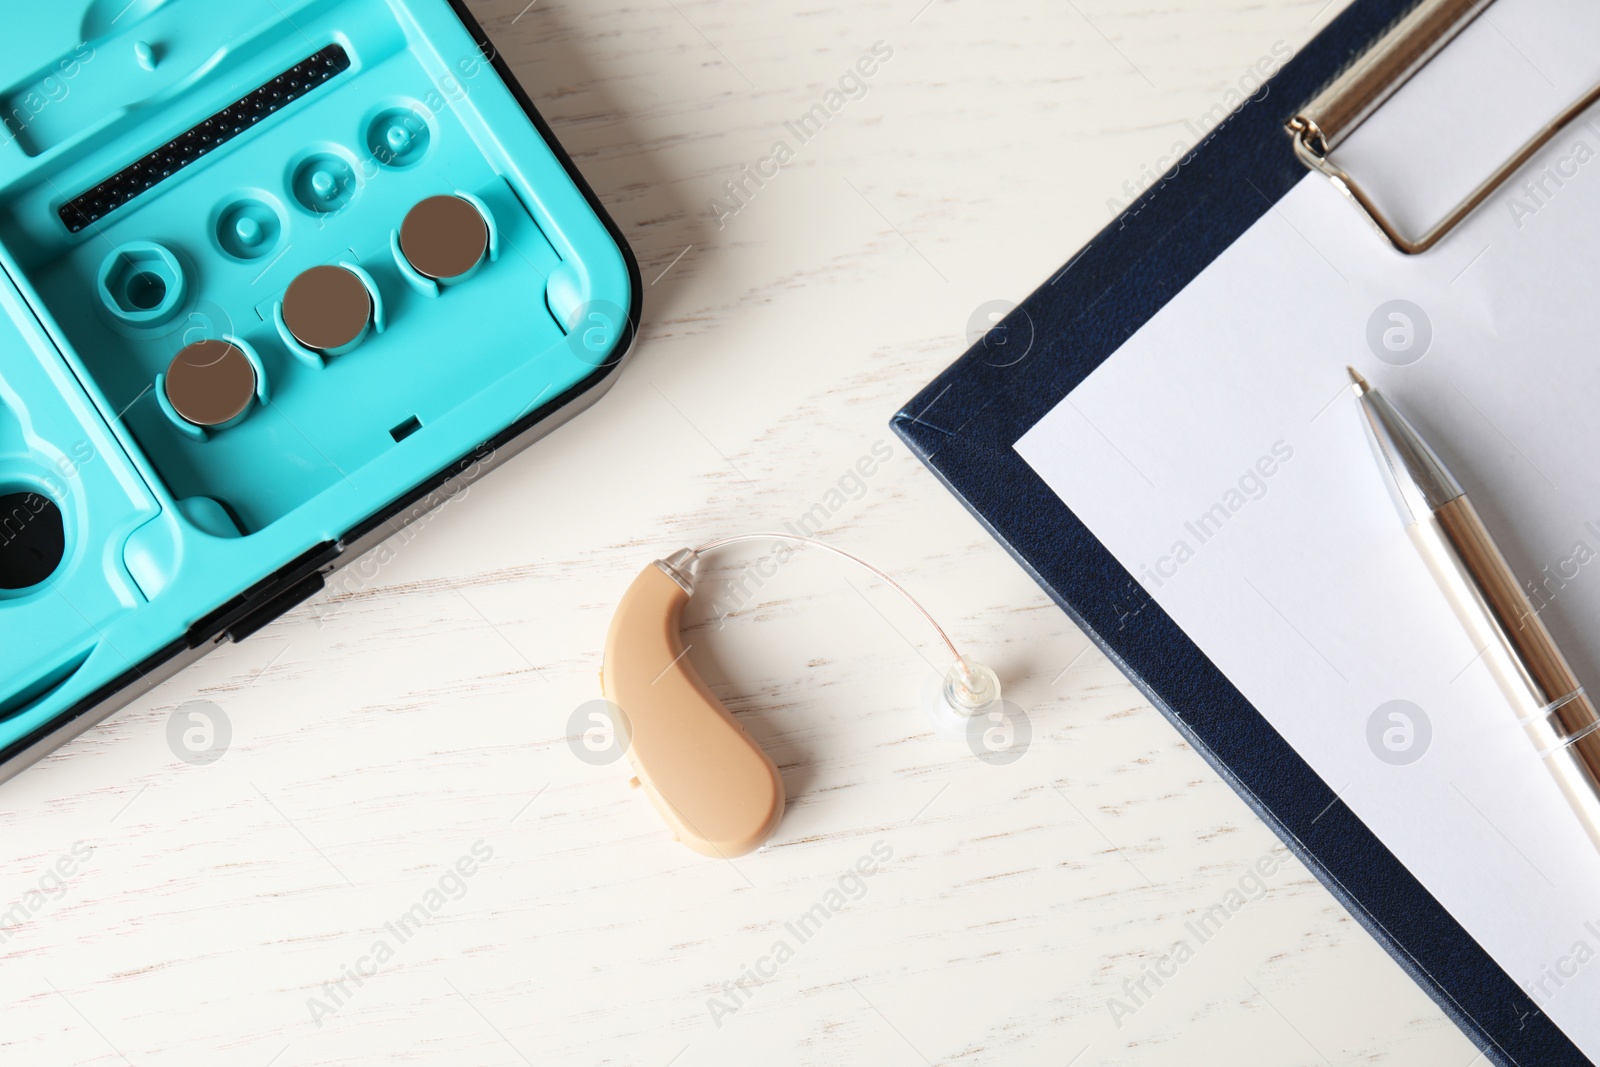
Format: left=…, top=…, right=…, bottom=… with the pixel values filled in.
left=0, top=491, right=65, bottom=590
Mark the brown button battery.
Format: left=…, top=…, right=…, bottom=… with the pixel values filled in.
left=165, top=340, right=257, bottom=427
left=399, top=195, right=488, bottom=282
left=283, top=265, right=373, bottom=353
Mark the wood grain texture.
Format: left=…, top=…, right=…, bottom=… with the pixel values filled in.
left=0, top=1, right=1487, bottom=1064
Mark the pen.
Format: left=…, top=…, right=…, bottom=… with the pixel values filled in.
left=1349, top=368, right=1600, bottom=851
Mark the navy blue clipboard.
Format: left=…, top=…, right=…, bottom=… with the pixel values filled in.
left=891, top=2, right=1586, bottom=1063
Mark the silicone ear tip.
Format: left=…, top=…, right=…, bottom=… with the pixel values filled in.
left=946, top=660, right=1001, bottom=712
left=927, top=660, right=1002, bottom=741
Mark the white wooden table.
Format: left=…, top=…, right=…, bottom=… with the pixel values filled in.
left=0, top=1, right=1488, bottom=1064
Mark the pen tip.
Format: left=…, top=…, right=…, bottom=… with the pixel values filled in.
left=1347, top=366, right=1370, bottom=395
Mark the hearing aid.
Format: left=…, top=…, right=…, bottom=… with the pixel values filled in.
left=601, top=535, right=1002, bottom=858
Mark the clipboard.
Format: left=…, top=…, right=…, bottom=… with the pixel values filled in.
left=892, top=1, right=1595, bottom=1063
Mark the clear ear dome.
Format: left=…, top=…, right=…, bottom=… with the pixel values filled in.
left=927, top=660, right=1001, bottom=741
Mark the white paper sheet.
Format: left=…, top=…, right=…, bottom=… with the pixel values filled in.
left=1017, top=0, right=1600, bottom=1054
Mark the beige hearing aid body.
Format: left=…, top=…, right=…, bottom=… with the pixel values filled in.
left=602, top=556, right=785, bottom=858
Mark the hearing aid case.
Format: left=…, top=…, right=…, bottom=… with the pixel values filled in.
left=0, top=0, right=639, bottom=778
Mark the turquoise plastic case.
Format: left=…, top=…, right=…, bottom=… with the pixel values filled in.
left=0, top=0, right=640, bottom=777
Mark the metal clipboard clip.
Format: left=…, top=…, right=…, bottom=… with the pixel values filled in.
left=1287, top=0, right=1600, bottom=254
